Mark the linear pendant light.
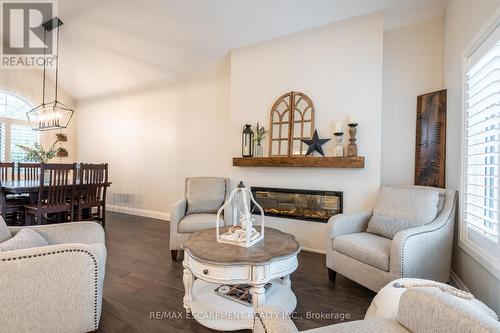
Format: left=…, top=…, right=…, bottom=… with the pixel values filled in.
left=27, top=17, right=74, bottom=131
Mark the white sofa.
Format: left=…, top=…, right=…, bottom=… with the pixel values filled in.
left=0, top=222, right=106, bottom=333
left=327, top=186, right=456, bottom=292
left=254, top=279, right=500, bottom=333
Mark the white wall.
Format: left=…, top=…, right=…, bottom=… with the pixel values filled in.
left=381, top=19, right=444, bottom=185
left=75, top=68, right=230, bottom=219
left=229, top=13, right=384, bottom=251
left=75, top=13, right=383, bottom=252
left=444, top=0, right=500, bottom=315
left=0, top=69, right=76, bottom=160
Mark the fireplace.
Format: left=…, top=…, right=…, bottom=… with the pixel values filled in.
left=250, top=187, right=343, bottom=223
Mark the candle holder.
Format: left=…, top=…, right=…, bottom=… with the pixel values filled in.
left=333, top=132, right=344, bottom=157
left=347, top=123, right=358, bottom=157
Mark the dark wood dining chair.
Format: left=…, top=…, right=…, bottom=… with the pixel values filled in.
left=77, top=163, right=108, bottom=228
left=18, top=163, right=40, bottom=180
left=0, top=162, right=26, bottom=224
left=0, top=181, right=26, bottom=224
left=25, top=163, right=77, bottom=225
left=0, top=162, right=15, bottom=181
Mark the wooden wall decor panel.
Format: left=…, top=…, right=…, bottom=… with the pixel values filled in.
left=269, top=92, right=314, bottom=157
left=415, top=89, right=447, bottom=188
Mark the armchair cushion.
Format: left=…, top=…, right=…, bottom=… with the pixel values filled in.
left=10, top=222, right=106, bottom=245
left=0, top=228, right=48, bottom=251
left=0, top=217, right=11, bottom=242
left=178, top=214, right=224, bottom=233
left=367, top=186, right=439, bottom=239
left=333, top=232, right=391, bottom=271
left=398, top=287, right=500, bottom=333
left=186, top=177, right=226, bottom=214
left=365, top=278, right=448, bottom=320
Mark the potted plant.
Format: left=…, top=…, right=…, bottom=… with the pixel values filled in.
left=56, top=132, right=67, bottom=142
left=253, top=122, right=266, bottom=157
left=57, top=147, right=68, bottom=158
left=16, top=141, right=59, bottom=163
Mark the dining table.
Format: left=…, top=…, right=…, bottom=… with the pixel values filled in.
left=2, top=179, right=112, bottom=197
left=2, top=179, right=112, bottom=223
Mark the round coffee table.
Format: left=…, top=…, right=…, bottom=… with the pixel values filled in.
left=182, top=226, right=300, bottom=331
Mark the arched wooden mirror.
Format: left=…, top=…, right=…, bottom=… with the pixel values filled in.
left=269, top=91, right=314, bottom=156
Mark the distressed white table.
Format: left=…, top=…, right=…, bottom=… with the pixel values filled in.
left=182, top=227, right=300, bottom=331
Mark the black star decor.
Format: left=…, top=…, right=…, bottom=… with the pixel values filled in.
left=301, top=130, right=331, bottom=156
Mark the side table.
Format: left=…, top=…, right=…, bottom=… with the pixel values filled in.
left=182, top=227, right=301, bottom=331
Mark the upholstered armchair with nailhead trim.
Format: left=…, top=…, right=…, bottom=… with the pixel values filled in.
left=0, top=222, right=106, bottom=333
left=326, top=185, right=457, bottom=292
left=170, top=177, right=230, bottom=261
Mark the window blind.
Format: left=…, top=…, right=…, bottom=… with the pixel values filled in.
left=462, top=24, right=500, bottom=268
left=10, top=124, right=39, bottom=162
left=0, top=123, right=5, bottom=162
left=0, top=92, right=39, bottom=163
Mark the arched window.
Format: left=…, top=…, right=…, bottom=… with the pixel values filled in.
left=0, top=92, right=39, bottom=162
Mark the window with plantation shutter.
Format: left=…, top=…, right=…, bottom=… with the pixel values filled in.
left=0, top=92, right=39, bottom=162
left=461, top=21, right=500, bottom=277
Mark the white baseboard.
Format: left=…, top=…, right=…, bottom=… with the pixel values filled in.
left=301, top=246, right=326, bottom=254
left=107, top=204, right=170, bottom=221
left=450, top=270, right=470, bottom=292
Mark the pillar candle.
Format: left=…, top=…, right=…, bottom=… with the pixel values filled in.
left=334, top=122, right=343, bottom=133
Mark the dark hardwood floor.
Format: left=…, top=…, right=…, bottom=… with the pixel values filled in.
left=98, top=212, right=375, bottom=333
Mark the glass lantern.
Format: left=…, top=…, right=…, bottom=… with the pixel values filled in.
left=242, top=124, right=254, bottom=157
left=216, top=182, right=264, bottom=248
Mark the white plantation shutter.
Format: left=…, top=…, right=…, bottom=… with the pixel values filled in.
left=0, top=92, right=38, bottom=162
left=0, top=123, right=5, bottom=161
left=462, top=22, right=500, bottom=273
left=10, top=124, right=38, bottom=162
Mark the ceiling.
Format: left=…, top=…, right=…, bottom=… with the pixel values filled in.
left=45, top=0, right=446, bottom=99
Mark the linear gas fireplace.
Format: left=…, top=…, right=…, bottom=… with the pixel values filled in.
left=251, top=187, right=343, bottom=223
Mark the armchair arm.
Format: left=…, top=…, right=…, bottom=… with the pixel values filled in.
left=8, top=221, right=105, bottom=245
left=327, top=211, right=372, bottom=241
left=170, top=197, right=187, bottom=233
left=390, top=191, right=457, bottom=280
left=254, top=307, right=298, bottom=333
left=0, top=242, right=106, bottom=332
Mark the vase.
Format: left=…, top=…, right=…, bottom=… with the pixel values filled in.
left=255, top=142, right=263, bottom=157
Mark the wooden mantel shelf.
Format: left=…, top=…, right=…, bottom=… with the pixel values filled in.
left=232, top=156, right=364, bottom=168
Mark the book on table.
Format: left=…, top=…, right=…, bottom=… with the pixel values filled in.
left=214, top=283, right=272, bottom=307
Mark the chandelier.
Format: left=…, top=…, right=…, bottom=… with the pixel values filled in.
left=27, top=17, right=74, bottom=131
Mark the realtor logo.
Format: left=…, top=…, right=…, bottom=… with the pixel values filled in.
left=1, top=1, right=56, bottom=67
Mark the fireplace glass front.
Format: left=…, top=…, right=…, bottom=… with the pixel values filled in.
left=250, top=187, right=343, bottom=223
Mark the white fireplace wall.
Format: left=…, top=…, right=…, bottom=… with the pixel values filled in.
left=229, top=13, right=384, bottom=251
left=74, top=12, right=443, bottom=253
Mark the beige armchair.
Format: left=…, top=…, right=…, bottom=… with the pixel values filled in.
left=326, top=185, right=457, bottom=292
left=170, top=177, right=230, bottom=260
left=254, top=279, right=500, bottom=332
left=0, top=222, right=106, bottom=333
